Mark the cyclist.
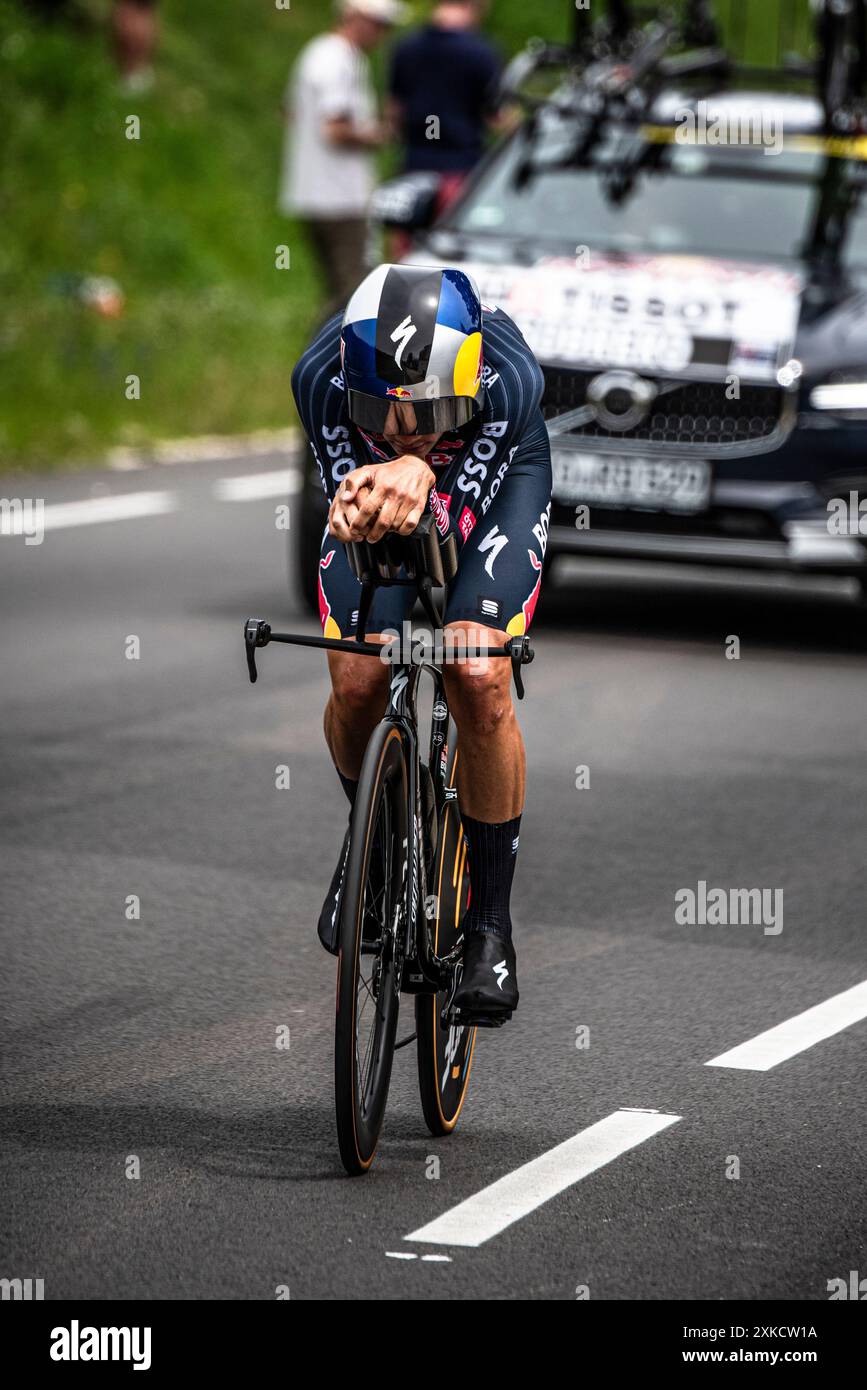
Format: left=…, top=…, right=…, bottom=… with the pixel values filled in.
left=291, top=263, right=551, bottom=1022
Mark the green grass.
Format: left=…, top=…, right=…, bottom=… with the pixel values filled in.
left=0, top=0, right=814, bottom=469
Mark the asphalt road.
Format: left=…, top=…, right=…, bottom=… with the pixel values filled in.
left=1, top=454, right=866, bottom=1301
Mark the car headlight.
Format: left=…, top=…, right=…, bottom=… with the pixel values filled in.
left=809, top=380, right=867, bottom=412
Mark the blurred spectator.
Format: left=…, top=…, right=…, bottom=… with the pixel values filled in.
left=111, top=0, right=159, bottom=91
left=388, top=1, right=503, bottom=228
left=280, top=0, right=404, bottom=319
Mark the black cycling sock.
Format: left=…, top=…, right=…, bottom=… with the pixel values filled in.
left=338, top=770, right=358, bottom=808
left=337, top=768, right=385, bottom=890
left=461, top=813, right=521, bottom=942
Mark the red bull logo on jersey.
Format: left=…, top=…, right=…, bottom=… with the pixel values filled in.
left=506, top=549, right=543, bottom=636
left=386, top=385, right=414, bottom=399
left=318, top=549, right=341, bottom=639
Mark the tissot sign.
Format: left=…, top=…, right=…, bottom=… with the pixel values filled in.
left=457, top=255, right=802, bottom=383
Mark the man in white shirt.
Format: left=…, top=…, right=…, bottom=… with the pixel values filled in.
left=281, top=0, right=405, bottom=317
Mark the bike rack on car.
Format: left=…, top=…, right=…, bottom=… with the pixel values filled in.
left=500, top=0, right=863, bottom=138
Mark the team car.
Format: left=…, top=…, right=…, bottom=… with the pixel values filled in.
left=295, top=0, right=867, bottom=613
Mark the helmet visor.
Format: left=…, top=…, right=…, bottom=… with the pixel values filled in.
left=347, top=390, right=480, bottom=435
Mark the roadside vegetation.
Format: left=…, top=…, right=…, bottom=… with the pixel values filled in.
left=0, top=0, right=811, bottom=469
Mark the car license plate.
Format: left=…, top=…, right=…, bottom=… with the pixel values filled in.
left=552, top=451, right=712, bottom=514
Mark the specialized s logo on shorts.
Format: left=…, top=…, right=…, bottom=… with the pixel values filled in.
left=478, top=524, right=509, bottom=580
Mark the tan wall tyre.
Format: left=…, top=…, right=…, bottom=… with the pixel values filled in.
left=334, top=723, right=408, bottom=1175
left=416, top=735, right=477, bottom=1136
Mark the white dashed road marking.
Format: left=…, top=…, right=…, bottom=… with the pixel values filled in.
left=706, top=978, right=867, bottom=1071
left=1, top=491, right=177, bottom=534
left=2, top=469, right=302, bottom=537
left=385, top=1252, right=453, bottom=1262
left=214, top=469, right=301, bottom=501
left=404, top=1108, right=681, bottom=1249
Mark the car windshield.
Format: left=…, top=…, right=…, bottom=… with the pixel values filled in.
left=443, top=117, right=867, bottom=266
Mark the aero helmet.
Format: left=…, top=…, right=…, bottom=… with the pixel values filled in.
left=340, top=263, right=485, bottom=434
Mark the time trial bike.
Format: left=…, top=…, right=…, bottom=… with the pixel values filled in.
left=244, top=514, right=534, bottom=1175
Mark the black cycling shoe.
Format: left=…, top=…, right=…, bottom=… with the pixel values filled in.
left=450, top=930, right=518, bottom=1026
left=316, top=826, right=386, bottom=956
left=317, top=828, right=350, bottom=955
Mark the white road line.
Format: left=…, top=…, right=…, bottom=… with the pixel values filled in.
left=1, top=491, right=177, bottom=536
left=706, top=978, right=867, bottom=1072
left=214, top=469, right=301, bottom=502
left=404, top=1109, right=681, bottom=1249
left=383, top=1252, right=453, bottom=1263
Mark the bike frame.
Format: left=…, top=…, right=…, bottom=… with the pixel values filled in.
left=379, top=650, right=459, bottom=995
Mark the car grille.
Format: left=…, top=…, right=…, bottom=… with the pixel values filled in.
left=542, top=368, right=788, bottom=453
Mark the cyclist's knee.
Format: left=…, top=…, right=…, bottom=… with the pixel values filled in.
left=442, top=624, right=514, bottom=737
left=328, top=649, right=389, bottom=717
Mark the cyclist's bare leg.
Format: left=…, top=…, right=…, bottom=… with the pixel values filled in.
left=324, top=621, right=525, bottom=812
left=442, top=619, right=523, bottom=1014
left=440, top=620, right=525, bottom=820
left=316, top=639, right=392, bottom=953
left=324, top=637, right=390, bottom=781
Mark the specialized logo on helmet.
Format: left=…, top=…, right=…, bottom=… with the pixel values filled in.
left=390, top=314, right=417, bottom=369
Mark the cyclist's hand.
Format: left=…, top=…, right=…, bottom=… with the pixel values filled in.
left=328, top=466, right=375, bottom=541
left=331, top=457, right=435, bottom=543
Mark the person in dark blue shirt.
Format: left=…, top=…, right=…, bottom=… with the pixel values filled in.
left=388, top=2, right=503, bottom=208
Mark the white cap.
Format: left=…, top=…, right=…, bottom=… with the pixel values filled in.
left=339, top=0, right=406, bottom=23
